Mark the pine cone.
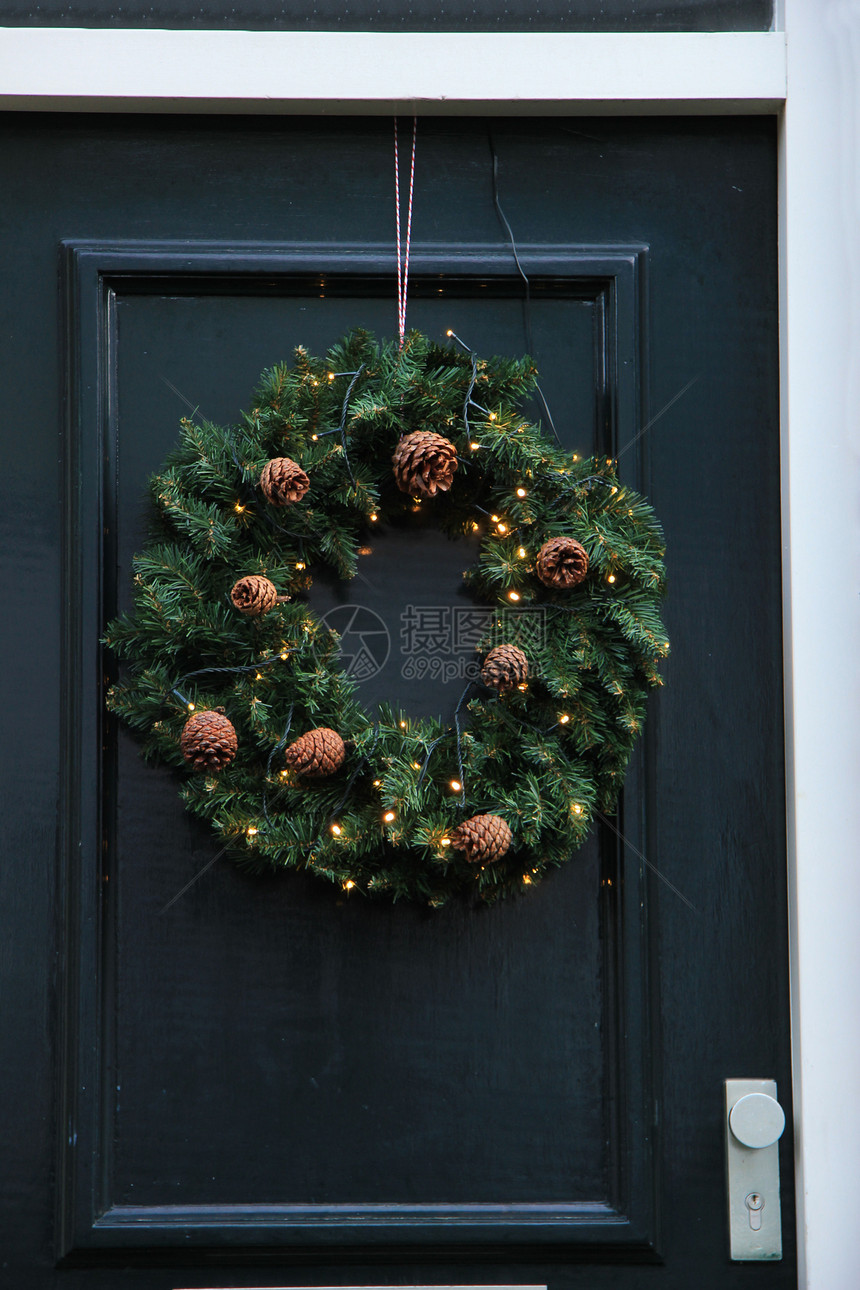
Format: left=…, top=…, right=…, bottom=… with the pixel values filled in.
left=180, top=709, right=238, bottom=772
left=481, top=643, right=528, bottom=693
left=392, top=431, right=458, bottom=497
left=230, top=574, right=285, bottom=616
left=450, top=813, right=513, bottom=864
left=259, top=456, right=310, bottom=506
left=284, top=727, right=346, bottom=778
left=536, top=536, right=589, bottom=589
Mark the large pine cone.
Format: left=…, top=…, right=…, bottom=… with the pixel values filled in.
left=392, top=431, right=458, bottom=497
left=259, top=456, right=310, bottom=506
left=230, top=574, right=284, bottom=616
left=481, top=643, right=528, bottom=694
left=536, top=536, right=589, bottom=589
left=450, top=813, right=513, bottom=864
left=180, top=709, right=238, bottom=772
left=284, top=727, right=346, bottom=778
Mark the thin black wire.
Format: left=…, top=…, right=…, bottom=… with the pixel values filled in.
left=336, top=364, right=364, bottom=487
left=263, top=706, right=295, bottom=825
left=327, top=724, right=381, bottom=827
left=488, top=132, right=561, bottom=447
left=488, top=691, right=556, bottom=741
left=170, top=654, right=288, bottom=707
left=415, top=735, right=445, bottom=789
left=463, top=350, right=479, bottom=443
left=452, top=681, right=482, bottom=808
left=314, top=364, right=365, bottom=485
left=489, top=135, right=534, bottom=355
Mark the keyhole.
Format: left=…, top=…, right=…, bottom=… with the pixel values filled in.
left=745, top=1192, right=765, bottom=1231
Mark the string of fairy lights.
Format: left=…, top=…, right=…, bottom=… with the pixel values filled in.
left=107, top=327, right=670, bottom=903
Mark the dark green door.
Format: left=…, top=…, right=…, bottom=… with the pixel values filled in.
left=0, top=114, right=793, bottom=1286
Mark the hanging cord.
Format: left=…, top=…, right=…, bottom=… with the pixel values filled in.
left=394, top=116, right=418, bottom=347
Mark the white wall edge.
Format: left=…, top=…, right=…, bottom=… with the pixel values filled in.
left=0, top=28, right=785, bottom=112
left=780, top=3, right=860, bottom=1288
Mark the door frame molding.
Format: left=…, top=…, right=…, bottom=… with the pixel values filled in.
left=4, top=3, right=858, bottom=1284
left=59, top=239, right=658, bottom=1260
left=0, top=29, right=785, bottom=114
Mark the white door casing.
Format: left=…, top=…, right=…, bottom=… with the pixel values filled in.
left=1, top=4, right=858, bottom=1285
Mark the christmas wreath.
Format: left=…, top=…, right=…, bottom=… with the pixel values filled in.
left=105, top=328, right=669, bottom=905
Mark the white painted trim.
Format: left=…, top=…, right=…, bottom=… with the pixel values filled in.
left=4, top=8, right=860, bottom=1288
left=781, top=5, right=860, bottom=1287
left=0, top=29, right=785, bottom=114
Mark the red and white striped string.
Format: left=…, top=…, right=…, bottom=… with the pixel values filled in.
left=394, top=116, right=417, bottom=348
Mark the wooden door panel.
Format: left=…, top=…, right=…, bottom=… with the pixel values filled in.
left=60, top=243, right=655, bottom=1257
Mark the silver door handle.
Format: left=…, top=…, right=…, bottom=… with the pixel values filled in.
left=724, top=1080, right=785, bottom=1260
left=729, top=1091, right=786, bottom=1149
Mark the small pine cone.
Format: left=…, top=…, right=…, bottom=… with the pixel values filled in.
left=180, top=709, right=238, bottom=772
left=392, top=431, right=458, bottom=497
left=450, top=813, right=513, bottom=864
left=536, top=535, right=589, bottom=589
left=284, top=727, right=346, bottom=778
left=230, top=574, right=280, bottom=616
left=481, top=643, right=528, bottom=694
left=259, top=456, right=310, bottom=506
